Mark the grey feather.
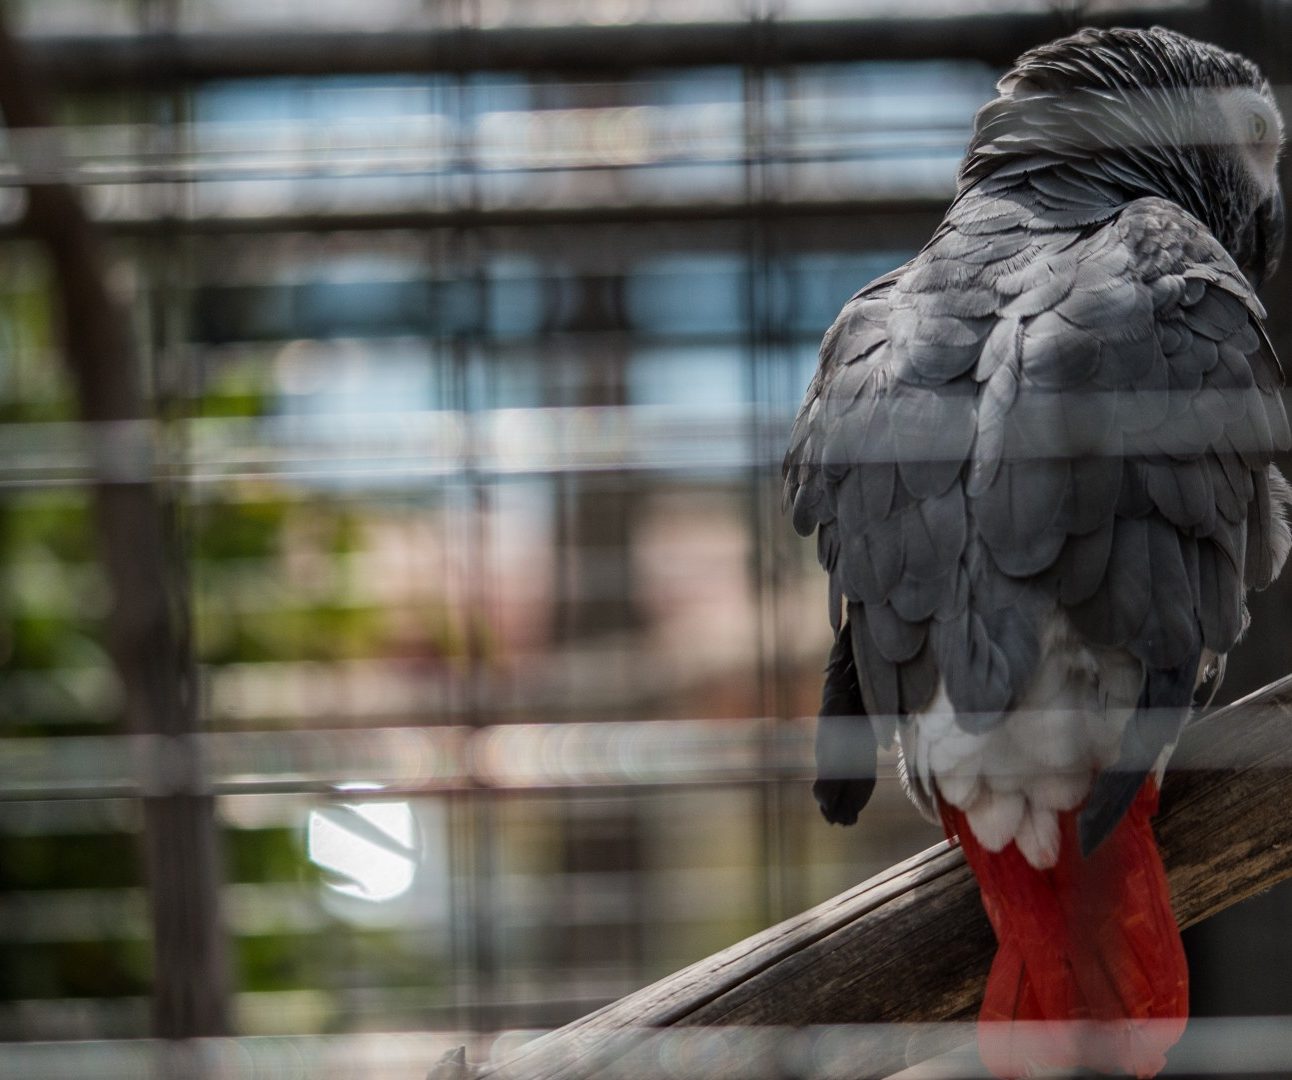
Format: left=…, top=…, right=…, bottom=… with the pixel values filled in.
left=891, top=383, right=976, bottom=498
left=1115, top=459, right=1154, bottom=517
left=851, top=603, right=901, bottom=720
left=889, top=571, right=952, bottom=624
left=1069, top=516, right=1152, bottom=647
left=1246, top=473, right=1278, bottom=589
left=930, top=605, right=1013, bottom=724
left=858, top=461, right=897, bottom=521
left=1138, top=519, right=1200, bottom=669
left=1262, top=388, right=1292, bottom=451
left=1019, top=313, right=1101, bottom=386
left=1146, top=459, right=1215, bottom=532
left=975, top=460, right=1068, bottom=577
left=863, top=600, right=926, bottom=664
left=1079, top=652, right=1199, bottom=856
left=1055, top=519, right=1116, bottom=605
left=902, top=486, right=968, bottom=582
left=1208, top=451, right=1251, bottom=523
left=897, top=640, right=940, bottom=715
left=1062, top=455, right=1123, bottom=534
left=1197, top=538, right=1244, bottom=651
left=813, top=621, right=878, bottom=826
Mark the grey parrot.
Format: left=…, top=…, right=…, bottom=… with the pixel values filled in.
left=783, top=26, right=1290, bottom=1079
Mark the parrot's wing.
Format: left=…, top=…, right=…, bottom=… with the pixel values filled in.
left=783, top=255, right=959, bottom=742
left=1039, top=197, right=1292, bottom=850
left=783, top=263, right=917, bottom=819
left=1018, top=197, right=1289, bottom=656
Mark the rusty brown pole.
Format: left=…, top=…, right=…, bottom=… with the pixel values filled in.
left=0, top=11, right=230, bottom=1039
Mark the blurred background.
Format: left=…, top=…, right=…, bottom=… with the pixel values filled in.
left=1, top=1, right=1292, bottom=1077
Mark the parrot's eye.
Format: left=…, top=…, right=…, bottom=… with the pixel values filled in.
left=1249, top=112, right=1269, bottom=142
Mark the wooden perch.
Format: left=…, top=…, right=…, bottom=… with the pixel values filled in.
left=480, top=674, right=1292, bottom=1079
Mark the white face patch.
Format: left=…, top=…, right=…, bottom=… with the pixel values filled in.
left=1214, top=87, right=1284, bottom=196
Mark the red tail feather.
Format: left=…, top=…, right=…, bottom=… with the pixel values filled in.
left=941, top=783, right=1187, bottom=1078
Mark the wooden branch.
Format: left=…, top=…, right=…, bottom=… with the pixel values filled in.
left=0, top=12, right=231, bottom=1039
left=481, top=674, right=1292, bottom=1079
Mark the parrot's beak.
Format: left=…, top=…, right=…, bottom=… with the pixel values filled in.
left=1250, top=188, right=1285, bottom=291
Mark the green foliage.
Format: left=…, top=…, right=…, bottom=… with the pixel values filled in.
left=1, top=494, right=113, bottom=735
left=4, top=494, right=96, bottom=564
left=192, top=497, right=391, bottom=664
left=0, top=250, right=70, bottom=420
left=193, top=498, right=288, bottom=561
left=197, top=352, right=275, bottom=419
left=237, top=929, right=440, bottom=997
left=226, top=827, right=322, bottom=885
left=236, top=933, right=319, bottom=994
left=2, top=833, right=142, bottom=891
left=202, top=602, right=388, bottom=665
left=5, top=940, right=150, bottom=1001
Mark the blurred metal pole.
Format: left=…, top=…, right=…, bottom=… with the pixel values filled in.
left=0, top=10, right=230, bottom=1040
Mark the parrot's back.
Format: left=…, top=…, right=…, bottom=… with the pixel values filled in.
left=786, top=25, right=1292, bottom=1079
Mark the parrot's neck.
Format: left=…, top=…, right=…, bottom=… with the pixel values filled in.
left=955, top=153, right=1225, bottom=246
left=958, top=81, right=1233, bottom=238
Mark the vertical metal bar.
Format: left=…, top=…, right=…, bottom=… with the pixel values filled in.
left=0, top=5, right=231, bottom=1043
left=443, top=0, right=502, bottom=1039
left=741, top=0, right=788, bottom=931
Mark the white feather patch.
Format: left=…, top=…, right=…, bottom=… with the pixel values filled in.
left=902, top=609, right=1146, bottom=861
left=1266, top=465, right=1292, bottom=580
left=1028, top=771, right=1089, bottom=812
left=1015, top=804, right=1061, bottom=870
left=937, top=769, right=982, bottom=810
left=966, top=791, right=1025, bottom=854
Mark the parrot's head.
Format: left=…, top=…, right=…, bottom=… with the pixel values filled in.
left=961, top=26, right=1285, bottom=289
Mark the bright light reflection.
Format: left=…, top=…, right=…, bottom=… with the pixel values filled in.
left=307, top=785, right=417, bottom=902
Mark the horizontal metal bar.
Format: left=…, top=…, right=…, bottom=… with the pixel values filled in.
left=0, top=865, right=780, bottom=938
left=3, top=1017, right=1292, bottom=1080
left=0, top=719, right=813, bottom=801
left=481, top=1018, right=1292, bottom=1079
left=0, top=123, right=971, bottom=188
left=0, top=407, right=784, bottom=487
left=0, top=392, right=1284, bottom=489
left=19, top=9, right=1210, bottom=87
left=0, top=195, right=947, bottom=239
left=0, top=704, right=1283, bottom=803
left=0, top=1030, right=464, bottom=1080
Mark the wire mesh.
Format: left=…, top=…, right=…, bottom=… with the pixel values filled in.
left=2, top=1, right=1292, bottom=1077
